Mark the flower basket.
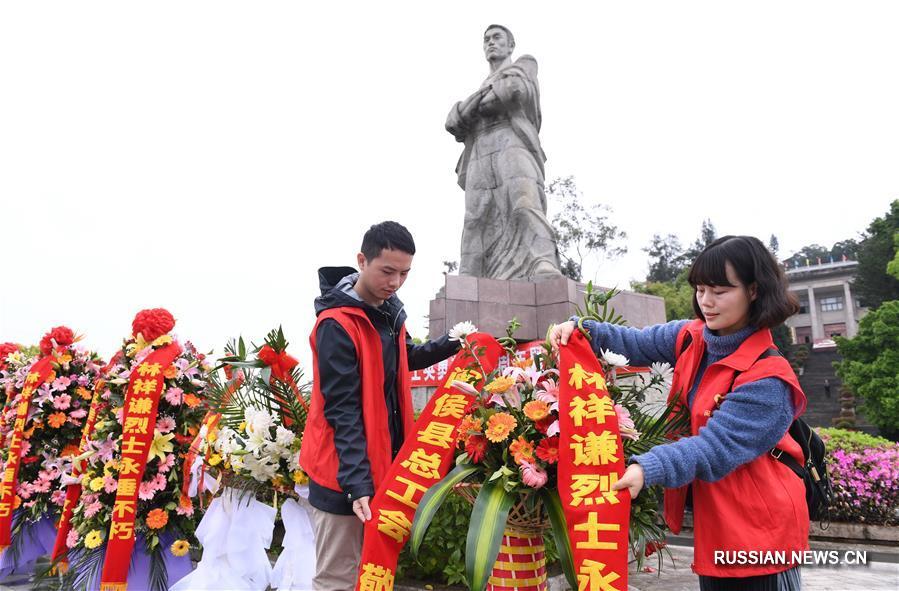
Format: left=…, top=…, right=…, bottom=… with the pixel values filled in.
left=454, top=482, right=548, bottom=591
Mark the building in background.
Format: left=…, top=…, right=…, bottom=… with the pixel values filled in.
left=785, top=260, right=867, bottom=345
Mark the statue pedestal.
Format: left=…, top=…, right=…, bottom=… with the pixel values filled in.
left=428, top=275, right=666, bottom=341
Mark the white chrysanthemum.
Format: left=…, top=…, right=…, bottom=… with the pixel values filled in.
left=275, top=425, right=296, bottom=448
left=448, top=321, right=478, bottom=341
left=650, top=361, right=674, bottom=381
left=601, top=349, right=630, bottom=368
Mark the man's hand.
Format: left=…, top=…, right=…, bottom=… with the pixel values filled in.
left=548, top=321, right=577, bottom=351
left=352, top=496, right=372, bottom=522
left=611, top=463, right=645, bottom=499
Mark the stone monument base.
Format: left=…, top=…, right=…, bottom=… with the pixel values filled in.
left=428, top=275, right=666, bottom=342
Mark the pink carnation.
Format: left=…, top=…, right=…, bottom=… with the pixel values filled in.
left=157, top=454, right=175, bottom=474
left=138, top=480, right=157, bottom=500
left=51, top=376, right=72, bottom=392
left=103, top=476, right=118, bottom=494
left=51, top=489, right=67, bottom=506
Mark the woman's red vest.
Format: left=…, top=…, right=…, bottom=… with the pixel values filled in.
left=664, top=319, right=810, bottom=577
left=300, top=307, right=414, bottom=494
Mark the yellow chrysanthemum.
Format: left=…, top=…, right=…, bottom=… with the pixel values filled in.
left=484, top=376, right=516, bottom=394
left=89, top=477, right=105, bottom=492
left=293, top=470, right=309, bottom=485
left=84, top=530, right=104, bottom=549
left=170, top=539, right=190, bottom=557
left=523, top=400, right=550, bottom=422
left=485, top=412, right=517, bottom=443
left=207, top=453, right=222, bottom=467
left=81, top=474, right=92, bottom=488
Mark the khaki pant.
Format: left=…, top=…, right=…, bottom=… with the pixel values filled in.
left=310, top=505, right=364, bottom=591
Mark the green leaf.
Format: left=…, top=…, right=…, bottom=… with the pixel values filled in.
left=466, top=480, right=514, bottom=591
left=539, top=488, right=578, bottom=591
left=410, top=464, right=478, bottom=558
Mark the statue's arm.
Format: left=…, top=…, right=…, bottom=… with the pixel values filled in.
left=446, top=87, right=490, bottom=141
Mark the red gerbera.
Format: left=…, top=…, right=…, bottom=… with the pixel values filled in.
left=535, top=436, right=560, bottom=464
left=533, top=416, right=555, bottom=435
left=132, top=308, right=175, bottom=342
left=464, top=434, right=489, bottom=463
left=39, top=327, right=74, bottom=356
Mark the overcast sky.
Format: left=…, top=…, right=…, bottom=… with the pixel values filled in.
left=1, top=1, right=897, bottom=370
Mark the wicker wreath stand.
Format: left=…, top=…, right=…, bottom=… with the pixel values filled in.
left=456, top=484, right=549, bottom=591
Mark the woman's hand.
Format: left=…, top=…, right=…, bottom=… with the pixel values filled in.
left=612, top=463, right=645, bottom=499
left=548, top=320, right=577, bottom=351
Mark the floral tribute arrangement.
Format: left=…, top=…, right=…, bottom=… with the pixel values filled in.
left=404, top=286, right=688, bottom=591
left=45, top=309, right=211, bottom=591
left=170, top=327, right=313, bottom=591
left=0, top=328, right=103, bottom=577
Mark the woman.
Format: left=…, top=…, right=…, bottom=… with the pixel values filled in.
left=550, top=235, right=808, bottom=590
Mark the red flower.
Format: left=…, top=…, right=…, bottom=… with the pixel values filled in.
left=533, top=416, right=555, bottom=435
left=0, top=342, right=18, bottom=370
left=132, top=308, right=175, bottom=342
left=535, top=436, right=559, bottom=464
left=645, top=540, right=667, bottom=557
left=464, top=434, right=489, bottom=463
left=39, top=327, right=74, bottom=356
left=21, top=456, right=39, bottom=464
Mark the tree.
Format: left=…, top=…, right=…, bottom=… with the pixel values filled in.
left=854, top=200, right=899, bottom=308
left=887, top=233, right=899, bottom=280
left=835, top=300, right=899, bottom=440
left=644, top=234, right=687, bottom=282
left=783, top=244, right=830, bottom=268
left=683, top=219, right=718, bottom=262
left=548, top=176, right=627, bottom=282
left=632, top=269, right=695, bottom=321
left=768, top=234, right=780, bottom=257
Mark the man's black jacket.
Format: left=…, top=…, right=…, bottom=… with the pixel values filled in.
left=308, top=266, right=460, bottom=515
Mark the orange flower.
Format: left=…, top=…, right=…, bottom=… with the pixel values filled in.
left=163, top=366, right=178, bottom=379
left=512, top=357, right=534, bottom=369
left=146, top=508, right=169, bottom=529
left=60, top=444, right=80, bottom=458
left=523, top=400, right=550, bottom=422
left=48, top=412, right=67, bottom=428
left=485, top=412, right=517, bottom=443
left=13, top=496, right=21, bottom=509
left=509, top=436, right=535, bottom=465
left=484, top=376, right=515, bottom=395
left=183, top=393, right=201, bottom=408
left=76, top=386, right=93, bottom=400
left=456, top=416, right=482, bottom=441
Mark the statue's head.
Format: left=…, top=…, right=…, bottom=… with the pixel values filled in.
left=483, top=24, right=515, bottom=62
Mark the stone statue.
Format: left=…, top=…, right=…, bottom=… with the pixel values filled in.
left=446, top=24, right=561, bottom=280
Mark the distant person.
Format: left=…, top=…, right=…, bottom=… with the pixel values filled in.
left=300, top=221, right=461, bottom=591
left=551, top=235, right=808, bottom=590
left=824, top=378, right=831, bottom=398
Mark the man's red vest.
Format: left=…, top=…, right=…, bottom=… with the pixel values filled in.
left=300, top=307, right=414, bottom=494
left=664, top=319, right=810, bottom=577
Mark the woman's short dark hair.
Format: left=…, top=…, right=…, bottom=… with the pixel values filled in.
left=688, top=235, right=799, bottom=328
left=361, top=221, right=416, bottom=261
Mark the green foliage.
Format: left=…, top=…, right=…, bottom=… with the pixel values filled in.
left=854, top=200, right=899, bottom=308
left=771, top=323, right=793, bottom=352
left=398, top=494, right=472, bottom=586
left=547, top=176, right=627, bottom=282
left=783, top=240, right=860, bottom=268
left=886, top=232, right=899, bottom=280
left=835, top=300, right=899, bottom=439
left=818, top=427, right=894, bottom=452
left=644, top=233, right=687, bottom=283
left=632, top=269, right=695, bottom=322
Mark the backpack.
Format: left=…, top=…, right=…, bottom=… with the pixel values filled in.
left=732, top=348, right=834, bottom=523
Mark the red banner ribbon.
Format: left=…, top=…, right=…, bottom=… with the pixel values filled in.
left=99, top=343, right=182, bottom=591
left=0, top=356, right=55, bottom=552
left=558, top=331, right=630, bottom=591
left=354, top=333, right=504, bottom=591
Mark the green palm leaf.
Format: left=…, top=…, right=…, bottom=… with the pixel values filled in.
left=539, top=488, right=578, bottom=591
left=465, top=480, right=514, bottom=591
left=410, top=464, right=478, bottom=558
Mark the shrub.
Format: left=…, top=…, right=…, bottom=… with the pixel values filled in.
left=819, top=428, right=899, bottom=525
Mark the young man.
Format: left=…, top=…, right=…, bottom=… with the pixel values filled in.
left=300, top=221, right=461, bottom=591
